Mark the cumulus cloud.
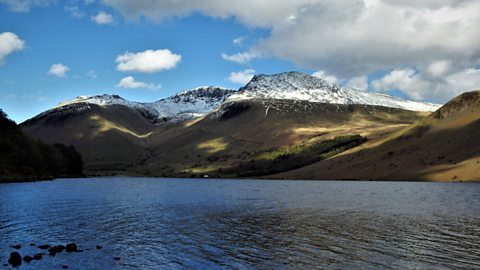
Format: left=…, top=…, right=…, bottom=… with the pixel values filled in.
left=221, top=51, right=260, bottom=64
left=47, top=63, right=70, bottom=77
left=91, top=11, right=114, bottom=24
left=116, top=49, right=181, bottom=73
left=0, top=0, right=53, bottom=12
left=346, top=76, right=369, bottom=90
left=102, top=0, right=480, bottom=101
left=312, top=70, right=339, bottom=84
left=0, top=32, right=25, bottom=65
left=372, top=68, right=480, bottom=101
left=228, top=69, right=255, bottom=85
left=116, top=76, right=161, bottom=90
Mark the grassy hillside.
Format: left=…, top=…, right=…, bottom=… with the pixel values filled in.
left=272, top=91, right=480, bottom=181
left=136, top=100, right=425, bottom=177
left=21, top=99, right=428, bottom=178
left=22, top=104, right=156, bottom=174
left=0, top=109, right=84, bottom=182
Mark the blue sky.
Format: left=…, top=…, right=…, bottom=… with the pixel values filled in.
left=1, top=0, right=480, bottom=122
left=0, top=2, right=301, bottom=122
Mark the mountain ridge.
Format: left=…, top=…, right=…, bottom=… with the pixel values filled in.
left=29, top=71, right=440, bottom=125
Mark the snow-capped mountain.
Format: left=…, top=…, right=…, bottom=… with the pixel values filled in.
left=56, top=87, right=235, bottom=122
left=228, top=71, right=439, bottom=112
left=50, top=71, right=439, bottom=124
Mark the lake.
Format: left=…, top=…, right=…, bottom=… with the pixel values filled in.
left=1, top=178, right=479, bottom=269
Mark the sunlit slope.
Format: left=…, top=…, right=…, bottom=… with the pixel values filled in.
left=21, top=99, right=425, bottom=177
left=21, top=104, right=156, bottom=172
left=135, top=99, right=427, bottom=176
left=273, top=91, right=480, bottom=181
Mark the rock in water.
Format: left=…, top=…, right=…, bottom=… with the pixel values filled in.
left=33, top=253, right=43, bottom=260
left=48, top=245, right=65, bottom=254
left=38, top=244, right=51, bottom=249
left=96, top=245, right=103, bottom=250
left=8, top=252, right=22, bottom=267
left=10, top=244, right=22, bottom=250
left=62, top=265, right=69, bottom=269
left=23, top=255, right=33, bottom=263
left=65, top=243, right=78, bottom=252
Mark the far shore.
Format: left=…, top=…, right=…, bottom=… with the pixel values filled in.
left=1, top=175, right=479, bottom=184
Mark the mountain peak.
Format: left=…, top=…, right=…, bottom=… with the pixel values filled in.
left=53, top=87, right=236, bottom=123
left=230, top=71, right=439, bottom=112
left=432, top=90, right=480, bottom=119
left=57, top=94, right=126, bottom=108
left=240, top=71, right=337, bottom=93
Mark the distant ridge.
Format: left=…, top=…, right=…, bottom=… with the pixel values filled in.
left=38, top=71, right=440, bottom=125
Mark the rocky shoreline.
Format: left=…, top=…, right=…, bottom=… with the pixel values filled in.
left=4, top=242, right=116, bottom=268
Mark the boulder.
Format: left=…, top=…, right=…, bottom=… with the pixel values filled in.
left=33, top=253, right=43, bottom=260
left=23, top=255, right=33, bottom=263
left=65, top=243, right=78, bottom=252
left=38, top=244, right=51, bottom=250
left=48, top=245, right=65, bottom=254
left=10, top=244, right=22, bottom=250
left=8, top=252, right=22, bottom=267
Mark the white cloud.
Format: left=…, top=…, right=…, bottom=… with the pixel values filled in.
left=65, top=6, right=85, bottom=18
left=312, top=70, right=339, bottom=84
left=221, top=51, right=260, bottom=64
left=86, top=70, right=97, bottom=79
left=372, top=68, right=480, bottom=101
left=0, top=0, right=53, bottom=12
left=47, top=63, right=70, bottom=77
left=103, top=0, right=480, bottom=101
left=233, top=36, right=245, bottom=46
left=91, top=11, right=114, bottom=24
left=85, top=0, right=95, bottom=4
left=116, top=76, right=161, bottom=90
left=427, top=60, right=452, bottom=78
left=0, top=32, right=25, bottom=65
left=228, top=69, right=255, bottom=85
left=116, top=49, right=181, bottom=73
left=346, top=76, right=369, bottom=90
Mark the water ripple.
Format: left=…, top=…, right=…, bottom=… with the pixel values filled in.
left=0, top=178, right=480, bottom=269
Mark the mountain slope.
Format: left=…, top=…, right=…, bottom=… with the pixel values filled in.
left=98, top=99, right=427, bottom=177
left=22, top=103, right=157, bottom=173
left=272, top=90, right=480, bottom=181
left=21, top=99, right=426, bottom=176
left=20, top=71, right=443, bottom=178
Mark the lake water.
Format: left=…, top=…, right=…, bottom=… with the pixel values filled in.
left=1, top=178, right=480, bottom=269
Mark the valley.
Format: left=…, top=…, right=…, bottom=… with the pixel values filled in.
left=19, top=71, right=460, bottom=180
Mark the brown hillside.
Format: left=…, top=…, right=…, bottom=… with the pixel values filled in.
left=272, top=91, right=480, bottom=181
left=21, top=99, right=425, bottom=177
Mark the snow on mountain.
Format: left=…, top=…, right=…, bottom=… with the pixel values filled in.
left=52, top=72, right=440, bottom=124
left=56, top=87, right=235, bottom=122
left=228, top=71, right=440, bottom=112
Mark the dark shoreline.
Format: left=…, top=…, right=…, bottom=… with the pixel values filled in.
left=1, top=174, right=479, bottom=184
